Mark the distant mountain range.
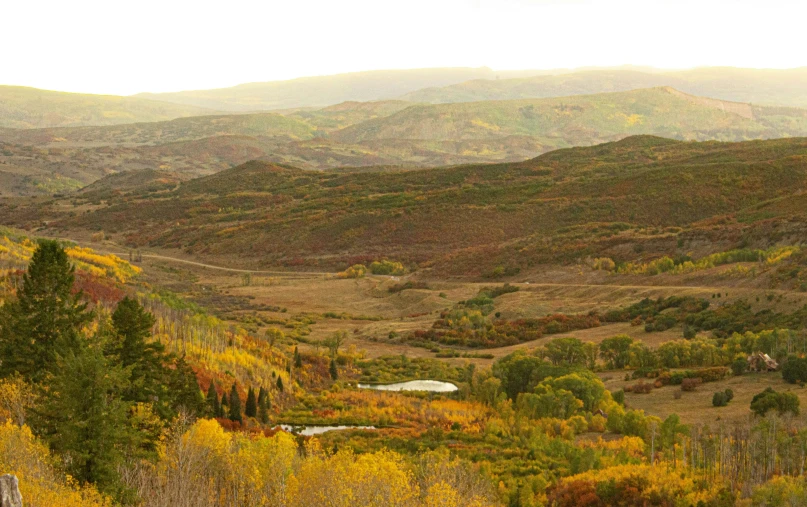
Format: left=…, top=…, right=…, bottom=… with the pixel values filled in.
left=2, top=86, right=807, bottom=196
left=133, top=67, right=550, bottom=111
left=0, top=86, right=216, bottom=129
left=4, top=66, right=807, bottom=131
left=400, top=67, right=807, bottom=108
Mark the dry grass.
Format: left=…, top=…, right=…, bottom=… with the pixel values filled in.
left=601, top=371, right=807, bottom=427
left=68, top=239, right=807, bottom=374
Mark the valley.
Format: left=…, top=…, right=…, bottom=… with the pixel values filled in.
left=4, top=59, right=807, bottom=506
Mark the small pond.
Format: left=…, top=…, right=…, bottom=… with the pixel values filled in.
left=278, top=425, right=376, bottom=436
left=357, top=380, right=458, bottom=392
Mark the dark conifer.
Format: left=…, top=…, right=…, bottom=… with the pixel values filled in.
left=219, top=391, right=228, bottom=418
left=245, top=387, right=257, bottom=418
left=0, top=240, right=91, bottom=381
left=206, top=382, right=220, bottom=417
left=330, top=358, right=338, bottom=380
left=169, top=356, right=205, bottom=416
left=258, top=387, right=270, bottom=424
left=228, top=383, right=242, bottom=423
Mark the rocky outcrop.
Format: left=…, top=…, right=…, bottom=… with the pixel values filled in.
left=0, top=475, right=22, bottom=507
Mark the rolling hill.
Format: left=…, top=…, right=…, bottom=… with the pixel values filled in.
left=13, top=136, right=807, bottom=277
left=400, top=67, right=807, bottom=108
left=133, top=67, right=545, bottom=111
left=0, top=86, right=217, bottom=129
left=4, top=87, right=807, bottom=196
left=332, top=87, right=807, bottom=145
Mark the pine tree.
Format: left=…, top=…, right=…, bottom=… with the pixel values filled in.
left=294, top=347, right=302, bottom=368
left=330, top=358, right=339, bottom=380
left=32, top=344, right=132, bottom=497
left=206, top=382, right=220, bottom=417
left=108, top=297, right=175, bottom=417
left=257, top=387, right=270, bottom=424
left=169, top=356, right=205, bottom=417
left=276, top=376, right=284, bottom=392
left=219, top=391, right=228, bottom=418
left=245, top=387, right=257, bottom=418
left=0, top=240, right=91, bottom=382
left=228, top=383, right=242, bottom=423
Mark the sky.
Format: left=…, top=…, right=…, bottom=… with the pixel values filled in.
left=1, top=0, right=805, bottom=96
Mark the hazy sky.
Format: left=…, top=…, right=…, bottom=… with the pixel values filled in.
left=2, top=0, right=804, bottom=96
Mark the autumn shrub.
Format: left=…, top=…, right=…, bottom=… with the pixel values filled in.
left=547, top=464, right=728, bottom=506
left=591, top=257, right=616, bottom=271
left=681, top=378, right=702, bottom=391
left=338, top=264, right=367, bottom=279
left=369, top=259, right=407, bottom=276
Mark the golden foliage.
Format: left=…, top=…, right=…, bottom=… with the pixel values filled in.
left=0, top=422, right=112, bottom=507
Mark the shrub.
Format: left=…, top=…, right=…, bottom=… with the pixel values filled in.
left=631, top=382, right=653, bottom=394
left=337, top=264, right=367, bottom=279
left=731, top=358, right=748, bottom=376
left=369, top=260, right=406, bottom=276
left=750, top=387, right=800, bottom=417
left=592, top=257, right=616, bottom=271
left=712, top=391, right=728, bottom=407
left=782, top=356, right=807, bottom=384
left=724, top=388, right=734, bottom=402
left=612, top=389, right=625, bottom=405
left=681, top=378, right=702, bottom=392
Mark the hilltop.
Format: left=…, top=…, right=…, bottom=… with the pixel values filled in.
left=8, top=135, right=807, bottom=277
left=401, top=67, right=807, bottom=108
left=332, top=87, right=807, bottom=144
left=4, top=87, right=807, bottom=196
left=0, top=85, right=216, bottom=128
left=133, top=67, right=541, bottom=111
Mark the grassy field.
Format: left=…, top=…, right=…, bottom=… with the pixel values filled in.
left=79, top=233, right=807, bottom=373
left=602, top=370, right=807, bottom=427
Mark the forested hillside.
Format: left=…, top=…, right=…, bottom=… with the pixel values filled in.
left=18, top=136, right=806, bottom=276
left=4, top=87, right=807, bottom=196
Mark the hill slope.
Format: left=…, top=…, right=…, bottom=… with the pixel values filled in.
left=334, top=87, right=807, bottom=145
left=134, top=68, right=542, bottom=111
left=3, top=87, right=807, bottom=196
left=14, top=136, right=807, bottom=276
left=401, top=67, right=807, bottom=108
left=0, top=86, right=216, bottom=128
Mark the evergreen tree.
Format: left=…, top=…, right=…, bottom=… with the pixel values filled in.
left=294, top=347, right=302, bottom=368
left=228, top=383, right=242, bottom=423
left=276, top=376, right=284, bottom=392
left=0, top=240, right=91, bottom=382
left=169, top=356, right=205, bottom=416
left=32, top=345, right=132, bottom=497
left=245, top=387, right=257, bottom=418
left=219, top=391, right=228, bottom=418
left=330, top=358, right=339, bottom=380
left=206, top=382, right=220, bottom=417
left=108, top=297, right=175, bottom=417
left=257, top=387, right=270, bottom=424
